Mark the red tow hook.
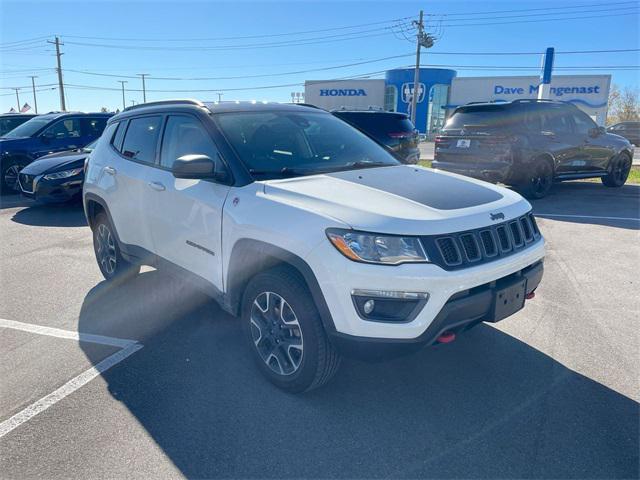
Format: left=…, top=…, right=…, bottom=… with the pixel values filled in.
left=437, top=331, right=456, bottom=344
left=525, top=291, right=536, bottom=300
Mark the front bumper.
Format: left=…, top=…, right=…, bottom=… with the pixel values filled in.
left=330, top=260, right=543, bottom=359
left=19, top=173, right=83, bottom=203
left=306, top=235, right=545, bottom=348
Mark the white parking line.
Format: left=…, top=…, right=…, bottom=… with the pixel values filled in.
left=535, top=213, right=640, bottom=222
left=0, top=319, right=142, bottom=439
left=0, top=318, right=136, bottom=348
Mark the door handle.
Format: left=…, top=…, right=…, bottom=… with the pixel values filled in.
left=104, top=166, right=117, bottom=175
left=148, top=181, right=166, bottom=192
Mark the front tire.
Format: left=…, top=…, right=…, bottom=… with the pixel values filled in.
left=602, top=153, right=631, bottom=187
left=1, top=159, right=26, bottom=195
left=92, top=212, right=140, bottom=281
left=242, top=266, right=341, bottom=393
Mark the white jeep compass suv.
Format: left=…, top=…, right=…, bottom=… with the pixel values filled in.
left=84, top=100, right=545, bottom=392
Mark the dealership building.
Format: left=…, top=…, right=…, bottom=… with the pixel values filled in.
left=305, top=68, right=611, bottom=135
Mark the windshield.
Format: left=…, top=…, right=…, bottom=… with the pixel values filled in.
left=443, top=105, right=518, bottom=133
left=2, top=116, right=53, bottom=138
left=215, top=111, right=399, bottom=180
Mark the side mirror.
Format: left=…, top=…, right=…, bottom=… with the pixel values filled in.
left=588, top=126, right=605, bottom=138
left=172, top=154, right=216, bottom=179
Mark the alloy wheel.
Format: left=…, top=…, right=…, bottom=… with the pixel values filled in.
left=3, top=165, right=21, bottom=192
left=613, top=155, right=631, bottom=184
left=96, top=223, right=117, bottom=275
left=250, top=292, right=304, bottom=376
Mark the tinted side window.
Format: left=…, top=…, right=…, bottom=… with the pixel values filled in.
left=540, top=108, right=572, bottom=135
left=111, top=121, right=127, bottom=151
left=160, top=115, right=220, bottom=170
left=571, top=111, right=596, bottom=135
left=82, top=117, right=108, bottom=136
left=42, top=118, right=82, bottom=139
left=121, top=116, right=162, bottom=164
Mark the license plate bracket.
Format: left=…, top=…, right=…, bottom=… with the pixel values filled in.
left=491, top=278, right=527, bottom=322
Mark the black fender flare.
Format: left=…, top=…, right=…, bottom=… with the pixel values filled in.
left=225, top=239, right=336, bottom=333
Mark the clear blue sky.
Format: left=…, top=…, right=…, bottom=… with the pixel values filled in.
left=1, top=0, right=638, bottom=113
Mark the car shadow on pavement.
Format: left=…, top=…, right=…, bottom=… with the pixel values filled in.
left=528, top=182, right=640, bottom=230
left=76, top=270, right=640, bottom=479
left=10, top=201, right=87, bottom=228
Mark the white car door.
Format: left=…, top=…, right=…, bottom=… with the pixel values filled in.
left=100, top=116, right=161, bottom=254
left=145, top=114, right=231, bottom=293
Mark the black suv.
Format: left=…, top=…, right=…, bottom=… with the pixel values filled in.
left=0, top=112, right=112, bottom=194
left=433, top=100, right=634, bottom=198
left=0, top=113, right=38, bottom=137
left=607, top=121, right=640, bottom=146
left=332, top=110, right=420, bottom=164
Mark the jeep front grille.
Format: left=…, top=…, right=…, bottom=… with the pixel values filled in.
left=421, top=212, right=541, bottom=271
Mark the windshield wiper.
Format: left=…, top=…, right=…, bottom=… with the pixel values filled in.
left=249, top=167, right=312, bottom=178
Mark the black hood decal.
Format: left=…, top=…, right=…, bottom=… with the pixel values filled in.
left=328, top=166, right=503, bottom=210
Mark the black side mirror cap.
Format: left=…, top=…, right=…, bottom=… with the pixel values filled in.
left=172, top=154, right=216, bottom=179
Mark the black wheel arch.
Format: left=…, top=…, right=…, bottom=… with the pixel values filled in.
left=226, top=239, right=336, bottom=333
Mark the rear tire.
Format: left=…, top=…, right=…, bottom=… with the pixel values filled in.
left=241, top=266, right=341, bottom=393
left=521, top=158, right=554, bottom=199
left=92, top=212, right=140, bottom=281
left=601, top=153, right=631, bottom=187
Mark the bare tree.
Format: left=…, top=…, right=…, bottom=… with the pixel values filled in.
left=607, top=84, right=640, bottom=124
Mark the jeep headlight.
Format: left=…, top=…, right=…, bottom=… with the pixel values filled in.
left=43, top=167, right=83, bottom=180
left=326, top=228, right=428, bottom=265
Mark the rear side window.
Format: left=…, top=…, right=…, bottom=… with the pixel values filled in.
left=82, top=117, right=108, bottom=136
left=120, top=116, right=162, bottom=164
left=111, top=121, right=127, bottom=151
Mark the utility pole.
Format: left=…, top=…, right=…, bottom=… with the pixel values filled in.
left=410, top=10, right=424, bottom=126
left=12, top=88, right=20, bottom=111
left=137, top=73, right=148, bottom=103
left=410, top=11, right=435, bottom=131
left=118, top=81, right=128, bottom=110
left=29, top=76, right=38, bottom=113
left=217, top=92, right=223, bottom=103
left=47, top=36, right=66, bottom=111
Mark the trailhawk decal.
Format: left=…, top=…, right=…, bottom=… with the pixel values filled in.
left=328, top=167, right=503, bottom=210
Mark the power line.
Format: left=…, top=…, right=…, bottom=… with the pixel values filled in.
left=430, top=11, right=637, bottom=28
left=62, top=27, right=412, bottom=51
left=62, top=53, right=415, bottom=80
left=424, top=1, right=636, bottom=16
left=426, top=5, right=637, bottom=23
left=57, top=16, right=413, bottom=42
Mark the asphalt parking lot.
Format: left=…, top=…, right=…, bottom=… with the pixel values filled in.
left=1, top=182, right=638, bottom=479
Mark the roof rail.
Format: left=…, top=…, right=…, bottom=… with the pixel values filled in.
left=511, top=99, right=561, bottom=104
left=123, top=99, right=205, bottom=112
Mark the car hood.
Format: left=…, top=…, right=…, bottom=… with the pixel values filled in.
left=0, top=137, right=30, bottom=149
left=20, top=151, right=87, bottom=175
left=261, top=165, right=531, bottom=235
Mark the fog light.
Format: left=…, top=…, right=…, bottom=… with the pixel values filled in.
left=363, top=299, right=375, bottom=314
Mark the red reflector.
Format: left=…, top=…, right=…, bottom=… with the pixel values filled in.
left=437, top=331, right=456, bottom=344
left=525, top=291, right=536, bottom=300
